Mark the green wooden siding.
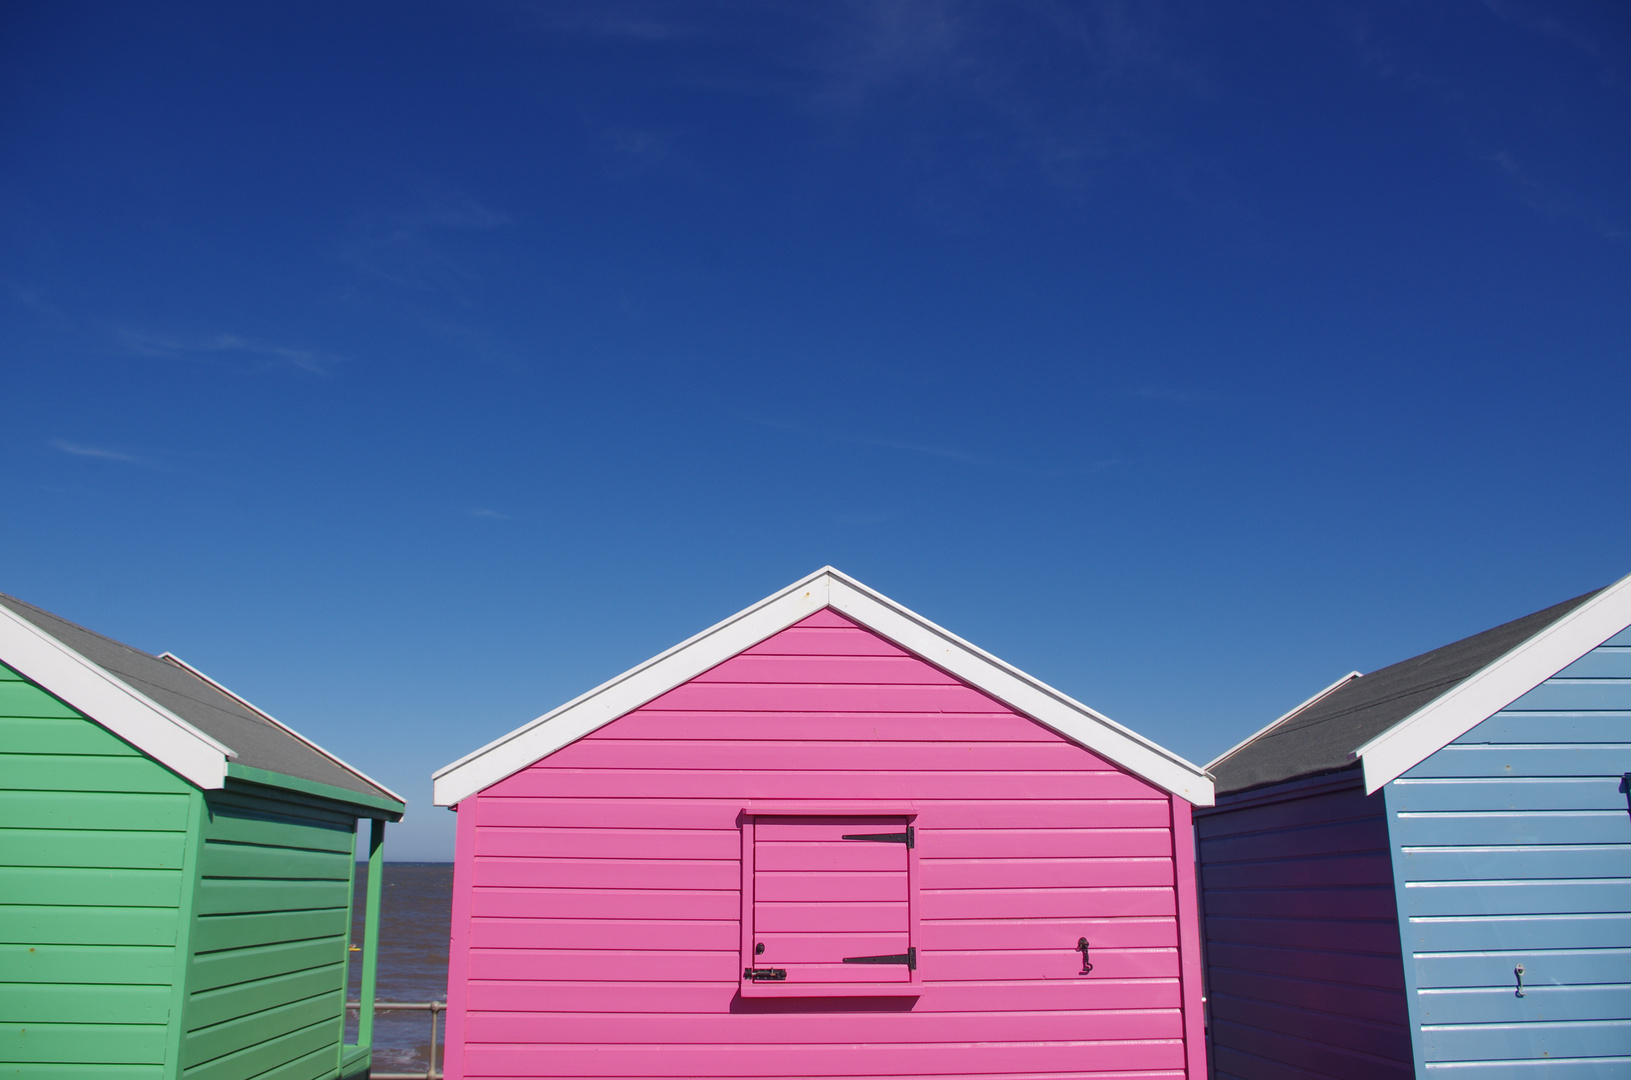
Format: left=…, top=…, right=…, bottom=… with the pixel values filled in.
left=0, top=661, right=194, bottom=1080
left=181, top=788, right=356, bottom=1080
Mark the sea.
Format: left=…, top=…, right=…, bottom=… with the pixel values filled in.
left=345, top=863, right=454, bottom=1075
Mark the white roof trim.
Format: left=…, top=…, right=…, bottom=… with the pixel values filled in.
left=1357, top=569, right=1631, bottom=793
left=160, top=653, right=407, bottom=806
left=0, top=603, right=233, bottom=790
left=433, top=567, right=1215, bottom=807
left=1204, top=671, right=1362, bottom=773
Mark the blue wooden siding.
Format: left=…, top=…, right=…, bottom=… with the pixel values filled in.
left=1387, top=624, right=1631, bottom=1078
left=1198, top=777, right=1415, bottom=1079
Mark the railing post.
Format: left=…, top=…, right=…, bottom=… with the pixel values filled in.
left=428, top=1003, right=441, bottom=1080
left=357, top=818, right=385, bottom=1051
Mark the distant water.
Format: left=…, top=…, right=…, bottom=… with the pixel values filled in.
left=346, top=863, right=453, bottom=1075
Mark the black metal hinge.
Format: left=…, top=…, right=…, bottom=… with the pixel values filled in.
left=841, top=825, right=913, bottom=848
left=744, top=967, right=787, bottom=981
left=842, top=947, right=916, bottom=970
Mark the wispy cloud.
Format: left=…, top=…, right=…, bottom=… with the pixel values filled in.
left=1484, top=148, right=1627, bottom=242
left=338, top=193, right=512, bottom=297
left=522, top=1, right=690, bottom=43
left=1477, top=0, right=1608, bottom=62
left=1127, top=384, right=1217, bottom=403
left=8, top=285, right=67, bottom=323
left=115, top=328, right=341, bottom=375
left=525, top=2, right=1214, bottom=212
left=744, top=413, right=1120, bottom=477
left=1334, top=3, right=1627, bottom=243
left=49, top=439, right=155, bottom=467
left=745, top=414, right=989, bottom=466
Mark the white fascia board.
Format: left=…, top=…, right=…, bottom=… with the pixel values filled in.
left=160, top=653, right=407, bottom=807
left=0, top=603, right=232, bottom=790
left=433, top=567, right=1215, bottom=807
left=825, top=573, right=1214, bottom=805
left=1204, top=671, right=1362, bottom=773
left=432, top=568, right=834, bottom=805
left=1358, top=569, right=1631, bottom=793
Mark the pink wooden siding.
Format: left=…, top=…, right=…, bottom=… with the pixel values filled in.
left=445, top=609, right=1201, bottom=1079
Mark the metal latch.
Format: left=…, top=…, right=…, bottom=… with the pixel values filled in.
left=744, top=967, right=787, bottom=981
left=842, top=947, right=916, bottom=970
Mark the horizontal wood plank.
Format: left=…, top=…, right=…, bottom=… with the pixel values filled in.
left=192, top=878, right=352, bottom=917
left=461, top=1008, right=1182, bottom=1044
left=198, top=842, right=351, bottom=881
left=459, top=1040, right=1187, bottom=1077
left=490, top=770, right=1159, bottom=800
left=189, top=909, right=347, bottom=953
left=1401, top=912, right=1631, bottom=952
left=0, top=866, right=182, bottom=908
left=0, top=755, right=190, bottom=795
left=1416, top=983, right=1631, bottom=1025
left=0, top=828, right=186, bottom=870
left=922, top=886, right=1175, bottom=920
left=0, top=983, right=170, bottom=1024
left=471, top=886, right=737, bottom=921
left=1400, top=878, right=1631, bottom=918
left=464, top=978, right=1183, bottom=1013
left=0, top=716, right=138, bottom=754
left=473, top=797, right=1172, bottom=830
left=1420, top=1018, right=1631, bottom=1061
left=594, top=712, right=1058, bottom=742
left=0, top=791, right=190, bottom=832
left=1388, top=778, right=1627, bottom=813
left=3, top=905, right=180, bottom=947
left=188, top=938, right=347, bottom=994
left=186, top=963, right=346, bottom=1031
left=563, top=739, right=1114, bottom=772
left=0, top=943, right=174, bottom=985
left=1415, top=947, right=1631, bottom=989
left=0, top=682, right=85, bottom=720
left=475, top=855, right=738, bottom=890
left=1, top=1022, right=168, bottom=1065
left=692, top=655, right=961, bottom=685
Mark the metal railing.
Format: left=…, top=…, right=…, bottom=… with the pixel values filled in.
left=344, top=1000, right=445, bottom=1080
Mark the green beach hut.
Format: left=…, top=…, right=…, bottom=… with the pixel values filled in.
left=0, top=592, right=405, bottom=1080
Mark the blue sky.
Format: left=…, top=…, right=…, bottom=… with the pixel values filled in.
left=3, top=1, right=1628, bottom=859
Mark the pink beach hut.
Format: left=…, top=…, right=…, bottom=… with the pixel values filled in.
left=432, top=568, right=1216, bottom=1080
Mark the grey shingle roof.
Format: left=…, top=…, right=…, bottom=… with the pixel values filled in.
left=0, top=592, right=395, bottom=804
left=1209, top=589, right=1602, bottom=796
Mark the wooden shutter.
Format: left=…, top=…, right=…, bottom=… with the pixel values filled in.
left=747, top=815, right=913, bottom=988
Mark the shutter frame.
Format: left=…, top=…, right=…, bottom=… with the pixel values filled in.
left=740, top=811, right=922, bottom=998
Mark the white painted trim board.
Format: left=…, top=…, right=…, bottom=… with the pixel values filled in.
left=1358, top=568, right=1631, bottom=792
left=433, top=567, right=1215, bottom=807
left=0, top=602, right=233, bottom=790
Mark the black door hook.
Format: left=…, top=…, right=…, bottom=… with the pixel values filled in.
left=1077, top=937, right=1093, bottom=975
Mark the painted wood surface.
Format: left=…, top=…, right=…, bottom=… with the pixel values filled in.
left=180, top=787, right=358, bottom=1080
left=0, top=660, right=195, bottom=1079
left=1197, top=777, right=1414, bottom=1080
left=1387, top=631, right=1631, bottom=1078
left=447, top=609, right=1199, bottom=1079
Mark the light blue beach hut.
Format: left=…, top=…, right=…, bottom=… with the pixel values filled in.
left=1197, top=572, right=1631, bottom=1079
